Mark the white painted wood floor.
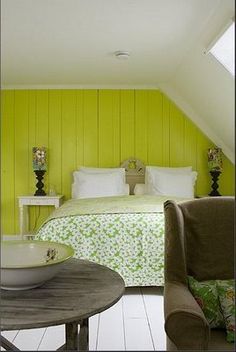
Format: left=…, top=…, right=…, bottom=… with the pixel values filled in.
left=1, top=287, right=166, bottom=351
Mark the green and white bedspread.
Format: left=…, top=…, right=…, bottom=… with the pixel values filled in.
left=36, top=195, right=187, bottom=287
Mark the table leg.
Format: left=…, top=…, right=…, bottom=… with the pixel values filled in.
left=79, top=318, right=89, bottom=351
left=19, top=204, right=30, bottom=239
left=65, top=322, right=79, bottom=350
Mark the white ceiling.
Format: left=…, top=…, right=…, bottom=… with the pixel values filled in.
left=1, top=0, right=222, bottom=87
left=1, top=0, right=235, bottom=162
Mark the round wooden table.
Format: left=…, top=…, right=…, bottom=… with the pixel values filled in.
left=1, top=259, right=125, bottom=351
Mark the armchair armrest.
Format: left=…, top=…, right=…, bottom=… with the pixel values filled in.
left=164, top=281, right=210, bottom=350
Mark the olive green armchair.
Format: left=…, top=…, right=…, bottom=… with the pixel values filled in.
left=164, top=197, right=234, bottom=351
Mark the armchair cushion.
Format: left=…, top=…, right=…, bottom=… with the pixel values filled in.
left=188, top=276, right=235, bottom=343
left=216, top=279, right=235, bottom=343
left=188, top=276, right=224, bottom=328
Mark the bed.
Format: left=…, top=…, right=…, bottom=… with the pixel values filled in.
left=36, top=159, right=197, bottom=287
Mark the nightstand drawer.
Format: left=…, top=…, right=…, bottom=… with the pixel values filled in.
left=29, top=199, right=54, bottom=205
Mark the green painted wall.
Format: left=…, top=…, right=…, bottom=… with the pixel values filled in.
left=1, top=89, right=234, bottom=235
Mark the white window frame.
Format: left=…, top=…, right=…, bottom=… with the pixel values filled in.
left=205, top=18, right=235, bottom=76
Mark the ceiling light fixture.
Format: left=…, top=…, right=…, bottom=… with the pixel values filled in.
left=114, top=51, right=130, bottom=60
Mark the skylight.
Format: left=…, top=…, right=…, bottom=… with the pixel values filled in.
left=208, top=21, right=235, bottom=76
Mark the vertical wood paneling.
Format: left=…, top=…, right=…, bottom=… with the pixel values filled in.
left=196, top=130, right=212, bottom=195
left=162, top=94, right=170, bottom=166
left=1, top=89, right=234, bottom=235
left=98, top=90, right=120, bottom=167
left=48, top=90, right=62, bottom=195
left=35, top=91, right=49, bottom=147
left=1, top=91, right=15, bottom=234
left=147, top=90, right=163, bottom=165
left=28, top=91, right=37, bottom=231
left=120, top=90, right=135, bottom=161
left=61, top=90, right=77, bottom=200
left=112, top=91, right=120, bottom=167
left=76, top=91, right=84, bottom=168
left=184, top=116, right=197, bottom=169
left=35, top=90, right=50, bottom=226
left=99, top=89, right=113, bottom=166
left=14, top=91, right=29, bottom=233
left=83, top=90, right=98, bottom=166
left=169, top=102, right=184, bottom=166
left=135, top=90, right=148, bottom=163
left=219, top=156, right=235, bottom=195
left=28, top=91, right=37, bottom=194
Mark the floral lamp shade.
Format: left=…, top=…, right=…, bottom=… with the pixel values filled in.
left=207, top=147, right=223, bottom=172
left=32, top=147, right=47, bottom=171
left=32, top=147, right=47, bottom=196
left=207, top=147, right=223, bottom=197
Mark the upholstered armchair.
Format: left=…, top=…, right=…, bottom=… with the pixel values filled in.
left=163, top=197, right=234, bottom=351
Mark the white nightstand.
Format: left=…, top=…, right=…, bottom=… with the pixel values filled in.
left=18, top=195, right=64, bottom=238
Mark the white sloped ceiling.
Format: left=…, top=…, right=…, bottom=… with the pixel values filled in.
left=160, top=0, right=235, bottom=163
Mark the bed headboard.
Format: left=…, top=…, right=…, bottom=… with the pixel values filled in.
left=120, top=158, right=145, bottom=195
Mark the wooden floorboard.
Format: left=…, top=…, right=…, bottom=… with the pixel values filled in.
left=1, top=287, right=166, bottom=351
left=11, top=328, right=46, bottom=351
left=37, top=325, right=65, bottom=351
left=123, top=287, right=155, bottom=351
left=89, top=314, right=99, bottom=351
left=142, top=287, right=166, bottom=351
left=97, top=298, right=125, bottom=351
left=123, top=287, right=146, bottom=318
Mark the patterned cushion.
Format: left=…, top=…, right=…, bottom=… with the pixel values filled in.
left=216, top=279, right=235, bottom=343
left=188, top=276, right=224, bottom=328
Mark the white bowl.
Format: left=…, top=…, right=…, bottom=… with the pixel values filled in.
left=1, top=240, right=74, bottom=290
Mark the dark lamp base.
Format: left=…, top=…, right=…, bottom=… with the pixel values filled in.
left=208, top=170, right=221, bottom=197
left=34, top=189, right=46, bottom=196
left=34, top=170, right=46, bottom=196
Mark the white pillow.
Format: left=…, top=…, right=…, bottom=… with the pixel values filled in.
left=72, top=182, right=130, bottom=198
left=72, top=171, right=126, bottom=199
left=145, top=166, right=193, bottom=194
left=78, top=167, right=125, bottom=182
left=147, top=170, right=197, bottom=198
left=146, top=166, right=192, bottom=173
left=79, top=166, right=125, bottom=173
left=73, top=167, right=127, bottom=198
left=133, top=184, right=146, bottom=196
left=145, top=165, right=192, bottom=183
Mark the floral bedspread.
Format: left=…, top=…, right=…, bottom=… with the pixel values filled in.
left=36, top=195, right=188, bottom=287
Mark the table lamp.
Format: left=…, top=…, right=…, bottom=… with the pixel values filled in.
left=207, top=147, right=223, bottom=196
left=33, top=147, right=47, bottom=196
